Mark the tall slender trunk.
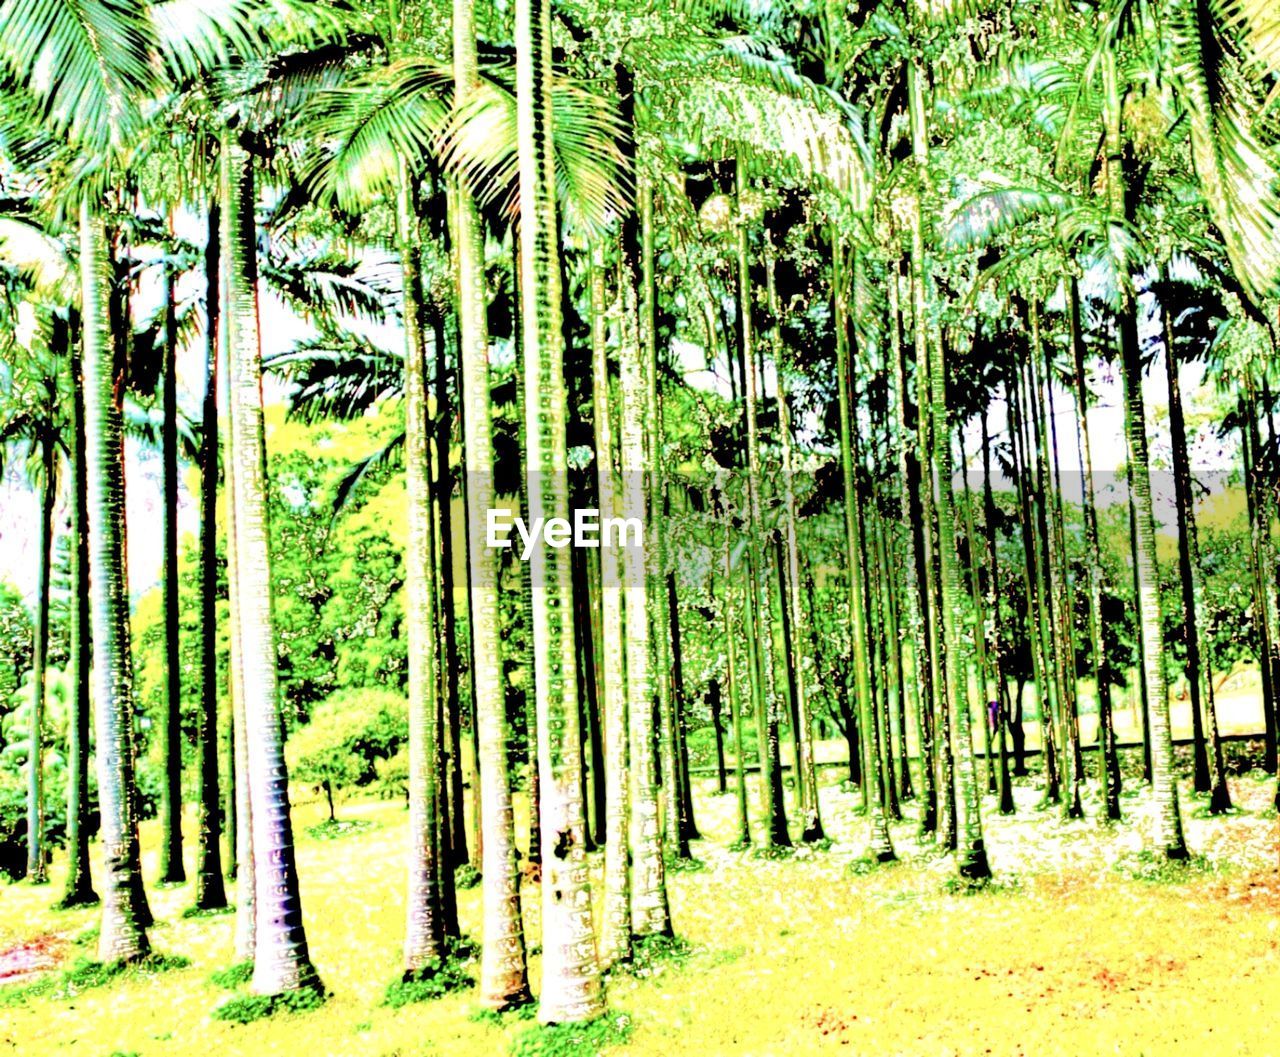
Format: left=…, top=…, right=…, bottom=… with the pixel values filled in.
left=589, top=252, right=633, bottom=970
left=1067, top=276, right=1121, bottom=820
left=26, top=439, right=53, bottom=884
left=223, top=135, right=320, bottom=992
left=517, top=0, right=604, bottom=1018
left=928, top=326, right=990, bottom=880
left=61, top=333, right=97, bottom=907
left=83, top=198, right=150, bottom=962
left=980, top=411, right=1015, bottom=816
left=455, top=7, right=530, bottom=997
left=158, top=260, right=186, bottom=885
left=834, top=237, right=893, bottom=862
left=891, top=265, right=934, bottom=828
left=222, top=246, right=254, bottom=957
left=398, top=170, right=450, bottom=974
left=433, top=312, right=468, bottom=870
left=776, top=365, right=822, bottom=840
left=737, top=168, right=789, bottom=848
left=724, top=518, right=752, bottom=846
left=1241, top=385, right=1278, bottom=774
left=194, top=203, right=227, bottom=910
left=1104, top=52, right=1187, bottom=858
left=621, top=188, right=672, bottom=939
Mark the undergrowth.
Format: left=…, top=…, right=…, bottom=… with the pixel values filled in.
left=509, top=1012, right=633, bottom=1057
left=382, top=953, right=472, bottom=1007
left=212, top=986, right=327, bottom=1024
left=1113, top=849, right=1230, bottom=884
left=209, top=961, right=254, bottom=989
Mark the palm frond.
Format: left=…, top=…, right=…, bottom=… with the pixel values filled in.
left=0, top=0, right=154, bottom=152
left=1169, top=0, right=1280, bottom=300
left=260, top=247, right=397, bottom=325
left=440, top=68, right=631, bottom=237
left=1219, top=0, right=1280, bottom=94
left=302, top=58, right=452, bottom=211
left=264, top=332, right=404, bottom=423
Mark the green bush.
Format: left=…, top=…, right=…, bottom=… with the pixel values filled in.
left=285, top=688, right=408, bottom=817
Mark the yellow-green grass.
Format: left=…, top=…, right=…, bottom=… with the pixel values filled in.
left=3, top=758, right=1280, bottom=1056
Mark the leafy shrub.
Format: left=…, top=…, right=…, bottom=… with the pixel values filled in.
left=285, top=688, right=408, bottom=817
left=382, top=956, right=472, bottom=1008
left=209, top=961, right=254, bottom=989
left=212, top=986, right=327, bottom=1023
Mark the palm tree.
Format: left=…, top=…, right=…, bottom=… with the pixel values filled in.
left=193, top=204, right=227, bottom=911
left=222, top=131, right=322, bottom=993
left=591, top=250, right=632, bottom=971
left=0, top=336, right=63, bottom=888
left=516, top=0, right=603, bottom=1020
left=452, top=0, right=531, bottom=1007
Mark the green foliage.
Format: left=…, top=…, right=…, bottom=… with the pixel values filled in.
left=469, top=1001, right=537, bottom=1026
left=382, top=956, right=472, bottom=1008
left=4, top=953, right=195, bottom=1005
left=454, top=862, right=481, bottom=889
left=212, top=986, right=328, bottom=1024
left=1112, top=850, right=1232, bottom=885
left=286, top=688, right=408, bottom=814
left=209, top=961, right=254, bottom=989
left=508, top=1013, right=633, bottom=1057
left=612, top=934, right=694, bottom=980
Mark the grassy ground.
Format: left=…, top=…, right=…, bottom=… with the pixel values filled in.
left=3, top=749, right=1280, bottom=1056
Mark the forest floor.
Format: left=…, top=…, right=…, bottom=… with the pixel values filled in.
left=3, top=745, right=1280, bottom=1057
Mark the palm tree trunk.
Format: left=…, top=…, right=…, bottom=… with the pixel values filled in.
left=589, top=251, right=632, bottom=970
left=1161, top=303, right=1213, bottom=796
left=928, top=325, right=991, bottom=880
left=223, top=297, right=254, bottom=957
left=776, top=368, right=822, bottom=840
left=82, top=198, right=150, bottom=963
left=158, top=262, right=186, bottom=886
left=397, top=169, right=450, bottom=974
left=61, top=334, right=97, bottom=907
left=980, top=411, right=1015, bottom=816
left=194, top=202, right=227, bottom=910
left=223, top=134, right=322, bottom=992
left=724, top=520, right=751, bottom=847
left=453, top=0, right=530, bottom=998
left=1067, top=275, right=1121, bottom=821
left=620, top=220, right=672, bottom=938
left=517, top=0, right=604, bottom=1018
left=737, top=168, right=788, bottom=849
left=891, top=264, right=934, bottom=829
left=26, top=438, right=53, bottom=885
left=834, top=238, right=893, bottom=863
left=1103, top=50, right=1188, bottom=858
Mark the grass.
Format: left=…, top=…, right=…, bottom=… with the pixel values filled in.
left=3, top=743, right=1280, bottom=1055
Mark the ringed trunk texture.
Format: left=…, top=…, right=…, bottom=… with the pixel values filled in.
left=517, top=0, right=604, bottom=1020
left=223, top=136, right=321, bottom=993
left=83, top=199, right=150, bottom=963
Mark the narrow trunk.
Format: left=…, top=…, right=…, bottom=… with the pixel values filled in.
left=83, top=198, right=150, bottom=962
left=223, top=135, right=321, bottom=993
left=61, top=335, right=97, bottom=907
left=517, top=0, right=604, bottom=1016
left=158, top=261, right=186, bottom=885
left=26, top=441, right=53, bottom=884
left=622, top=185, right=672, bottom=938
left=834, top=237, right=893, bottom=862
left=194, top=202, right=227, bottom=909
left=398, top=170, right=449, bottom=974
